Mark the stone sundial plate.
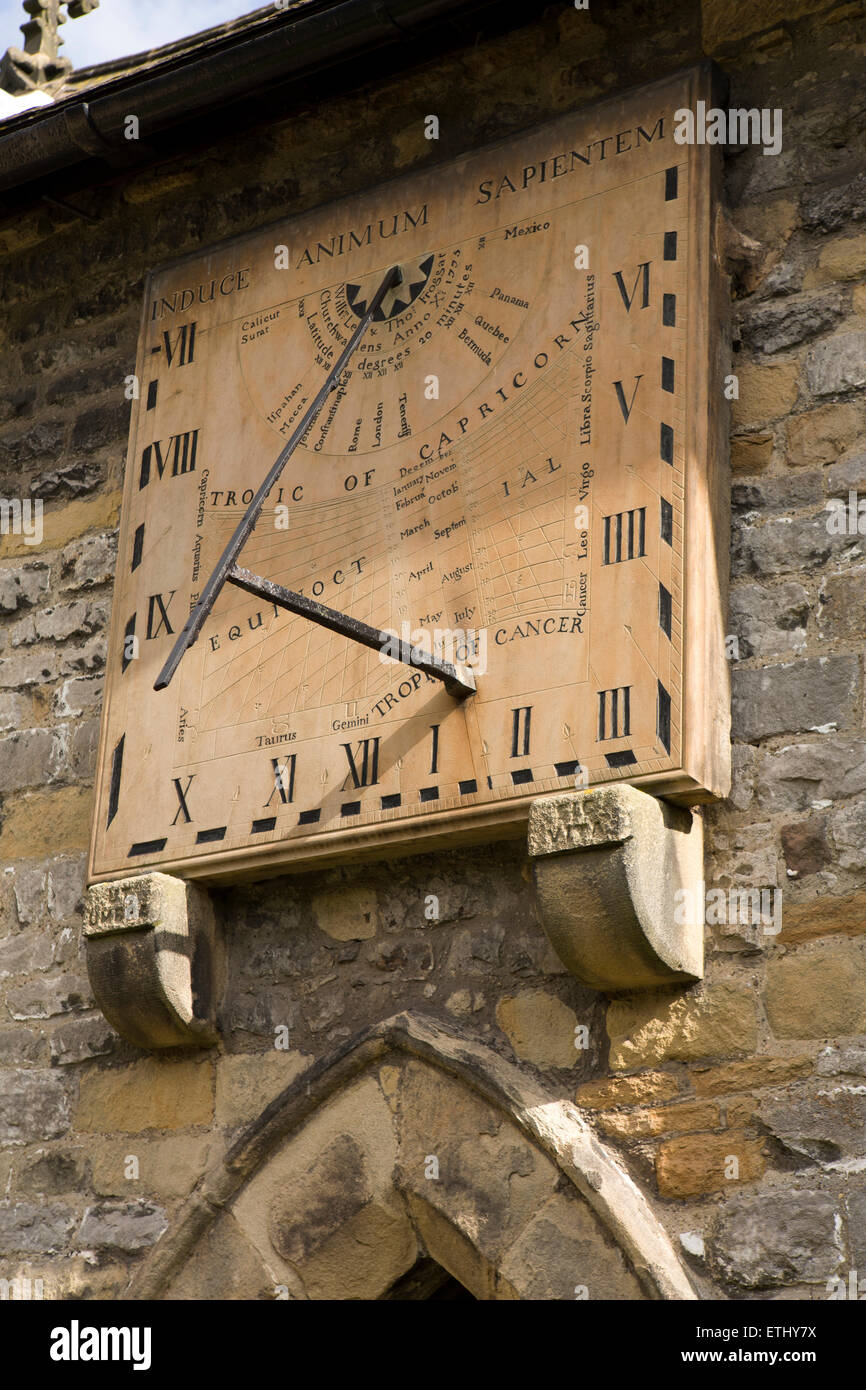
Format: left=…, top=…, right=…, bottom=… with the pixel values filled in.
left=88, top=63, right=729, bottom=885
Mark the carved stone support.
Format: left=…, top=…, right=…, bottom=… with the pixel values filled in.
left=85, top=872, right=221, bottom=1049
left=528, top=785, right=704, bottom=993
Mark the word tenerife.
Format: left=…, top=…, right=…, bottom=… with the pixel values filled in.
left=674, top=102, right=782, bottom=156
left=50, top=1321, right=152, bottom=1371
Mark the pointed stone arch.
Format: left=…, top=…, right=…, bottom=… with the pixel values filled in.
left=126, top=1012, right=697, bottom=1301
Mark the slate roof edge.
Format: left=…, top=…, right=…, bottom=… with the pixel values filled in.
left=0, top=0, right=503, bottom=195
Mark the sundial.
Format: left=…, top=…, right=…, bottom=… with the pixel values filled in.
left=88, top=64, right=729, bottom=885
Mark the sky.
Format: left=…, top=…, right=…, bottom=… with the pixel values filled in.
left=0, top=0, right=261, bottom=119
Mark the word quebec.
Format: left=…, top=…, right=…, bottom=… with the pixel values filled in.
left=50, top=1321, right=152, bottom=1371
left=674, top=101, right=782, bottom=155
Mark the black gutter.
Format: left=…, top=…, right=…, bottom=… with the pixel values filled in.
left=0, top=0, right=514, bottom=195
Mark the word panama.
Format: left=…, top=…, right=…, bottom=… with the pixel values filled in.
left=50, top=1320, right=152, bottom=1370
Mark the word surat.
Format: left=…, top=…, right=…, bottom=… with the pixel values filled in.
left=89, top=65, right=728, bottom=884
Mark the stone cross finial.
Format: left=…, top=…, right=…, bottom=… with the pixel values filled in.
left=1, top=0, right=100, bottom=96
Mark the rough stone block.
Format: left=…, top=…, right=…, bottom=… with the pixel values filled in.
left=215, top=1051, right=308, bottom=1127
left=818, top=566, right=866, bottom=641
left=765, top=939, right=866, bottom=1037
left=495, top=990, right=579, bottom=1068
left=59, top=532, right=117, bottom=591
left=596, top=1100, right=719, bottom=1140
left=0, top=1201, right=76, bottom=1254
left=0, top=561, right=49, bottom=612
left=7, top=973, right=92, bottom=1021
left=311, top=885, right=377, bottom=941
left=0, top=787, right=92, bottom=859
left=16, top=1149, right=86, bottom=1195
left=689, top=1056, right=812, bottom=1096
left=90, top=1134, right=212, bottom=1200
left=731, top=360, right=799, bottom=427
left=607, top=984, right=758, bottom=1070
left=0, top=728, right=58, bottom=794
left=807, top=332, right=866, bottom=396
left=75, top=1057, right=215, bottom=1133
left=787, top=401, right=865, bottom=467
left=0, top=925, right=54, bottom=978
left=731, top=657, right=859, bottom=741
left=759, top=1085, right=866, bottom=1162
left=709, top=1191, right=842, bottom=1287
left=656, top=1130, right=765, bottom=1197
left=729, top=581, right=809, bottom=661
left=49, top=1016, right=118, bottom=1066
left=732, top=513, right=861, bottom=578
left=575, top=1071, right=681, bottom=1110
left=739, top=289, right=844, bottom=355
left=77, top=1201, right=167, bottom=1253
left=0, top=1069, right=70, bottom=1144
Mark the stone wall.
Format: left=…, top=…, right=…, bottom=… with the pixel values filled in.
left=1, top=0, right=865, bottom=1299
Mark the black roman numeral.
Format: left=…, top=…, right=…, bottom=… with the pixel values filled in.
left=171, top=775, right=195, bottom=825
left=511, top=706, right=532, bottom=757
left=603, top=507, right=645, bottom=564
left=155, top=321, right=197, bottom=368
left=340, top=738, right=380, bottom=789
left=598, top=687, right=631, bottom=740
left=146, top=591, right=176, bottom=640
left=613, top=376, right=642, bottom=425
left=265, top=755, right=296, bottom=806
left=612, top=262, right=650, bottom=312
left=139, top=429, right=199, bottom=489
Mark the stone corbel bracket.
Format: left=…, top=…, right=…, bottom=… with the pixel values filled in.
left=528, top=785, right=704, bottom=994
left=84, top=872, right=221, bottom=1049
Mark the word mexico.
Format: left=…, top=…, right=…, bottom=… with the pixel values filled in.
left=50, top=1321, right=152, bottom=1371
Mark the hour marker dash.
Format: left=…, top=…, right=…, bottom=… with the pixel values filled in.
left=121, top=615, right=136, bottom=672
left=459, top=779, right=478, bottom=795
left=662, top=293, right=676, bottom=326
left=661, top=357, right=675, bottom=392
left=129, top=838, right=167, bottom=856
left=107, top=734, right=124, bottom=828
left=298, top=809, right=321, bottom=825
left=659, top=582, right=672, bottom=637
left=664, top=230, right=677, bottom=260
left=660, top=423, right=674, bottom=464
left=196, top=827, right=226, bottom=844
left=658, top=680, right=672, bottom=754
left=251, top=817, right=276, bottom=833
left=554, top=759, right=582, bottom=777
left=419, top=786, right=439, bottom=802
left=605, top=750, right=636, bottom=768
left=661, top=498, right=673, bottom=543
left=511, top=769, right=534, bottom=785
left=146, top=380, right=158, bottom=410
left=665, top=166, right=678, bottom=200
left=381, top=793, right=401, bottom=809
left=341, top=801, right=361, bottom=816
left=131, top=523, right=145, bottom=572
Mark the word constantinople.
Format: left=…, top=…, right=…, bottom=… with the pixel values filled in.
left=673, top=101, right=782, bottom=155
